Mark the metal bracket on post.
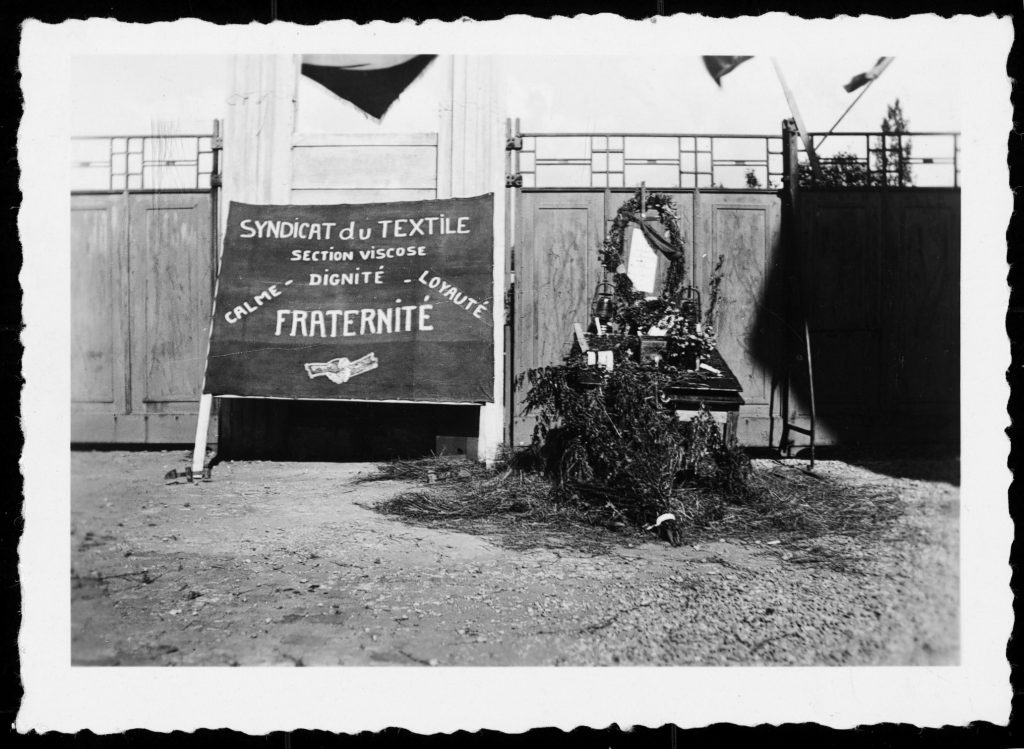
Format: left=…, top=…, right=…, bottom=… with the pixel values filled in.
left=505, top=135, right=523, bottom=151
left=164, top=464, right=213, bottom=484
left=162, top=392, right=216, bottom=484
left=505, top=173, right=522, bottom=188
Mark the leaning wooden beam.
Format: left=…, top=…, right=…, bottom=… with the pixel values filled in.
left=770, top=58, right=822, bottom=181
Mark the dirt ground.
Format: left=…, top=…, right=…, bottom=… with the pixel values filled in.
left=70, top=450, right=959, bottom=666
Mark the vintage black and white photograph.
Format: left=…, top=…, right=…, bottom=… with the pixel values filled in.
left=17, top=13, right=1010, bottom=734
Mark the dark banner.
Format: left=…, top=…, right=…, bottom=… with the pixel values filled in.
left=204, top=195, right=494, bottom=403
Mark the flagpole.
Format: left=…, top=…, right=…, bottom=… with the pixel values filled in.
left=817, top=75, right=880, bottom=149
left=770, top=57, right=821, bottom=180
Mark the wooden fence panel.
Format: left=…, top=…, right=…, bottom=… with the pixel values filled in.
left=128, top=194, right=213, bottom=418
left=71, top=191, right=216, bottom=443
left=70, top=195, right=127, bottom=417
left=512, top=191, right=605, bottom=446
left=694, top=192, right=782, bottom=445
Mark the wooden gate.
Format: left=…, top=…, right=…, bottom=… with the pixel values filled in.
left=70, top=190, right=216, bottom=443
left=511, top=187, right=783, bottom=447
left=796, top=188, right=960, bottom=444
left=507, top=125, right=961, bottom=450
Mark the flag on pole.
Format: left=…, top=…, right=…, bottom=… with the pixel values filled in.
left=843, top=57, right=895, bottom=93
left=702, top=56, right=754, bottom=86
left=300, top=54, right=437, bottom=119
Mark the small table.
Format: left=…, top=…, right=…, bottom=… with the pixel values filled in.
left=661, top=347, right=745, bottom=445
left=573, top=327, right=745, bottom=445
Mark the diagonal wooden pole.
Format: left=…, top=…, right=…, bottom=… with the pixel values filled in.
left=770, top=58, right=821, bottom=182
left=817, top=72, right=883, bottom=150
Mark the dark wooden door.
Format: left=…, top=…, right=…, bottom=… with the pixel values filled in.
left=71, top=192, right=216, bottom=443
left=882, top=190, right=960, bottom=440
left=797, top=191, right=886, bottom=444
left=797, top=188, right=960, bottom=445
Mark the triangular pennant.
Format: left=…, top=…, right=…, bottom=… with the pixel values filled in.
left=703, top=56, right=754, bottom=86
left=300, top=54, right=437, bottom=119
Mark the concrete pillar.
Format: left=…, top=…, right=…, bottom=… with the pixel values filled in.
left=438, top=56, right=506, bottom=464
left=223, top=55, right=297, bottom=208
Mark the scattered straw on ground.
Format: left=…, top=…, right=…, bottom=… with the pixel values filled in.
left=356, top=455, right=492, bottom=485
left=693, top=464, right=905, bottom=542
left=367, top=456, right=905, bottom=551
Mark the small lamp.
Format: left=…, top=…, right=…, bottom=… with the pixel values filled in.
left=679, top=286, right=702, bottom=327
left=591, top=278, right=617, bottom=325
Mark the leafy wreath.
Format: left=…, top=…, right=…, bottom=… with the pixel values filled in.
left=599, top=189, right=687, bottom=300
left=594, top=190, right=717, bottom=367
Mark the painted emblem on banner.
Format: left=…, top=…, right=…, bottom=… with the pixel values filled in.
left=304, top=353, right=379, bottom=384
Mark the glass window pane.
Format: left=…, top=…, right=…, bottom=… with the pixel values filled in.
left=144, top=164, right=196, bottom=190
left=74, top=138, right=112, bottom=162
left=609, top=173, right=624, bottom=187
left=624, top=164, right=678, bottom=187
left=535, top=163, right=590, bottom=187
left=591, top=173, right=608, bottom=188
left=592, top=153, right=608, bottom=171
left=679, top=137, right=695, bottom=151
left=535, top=136, right=588, bottom=160
left=625, top=137, right=676, bottom=160
left=608, top=153, right=624, bottom=171
left=519, top=152, right=535, bottom=172
left=716, top=165, right=764, bottom=189
left=715, top=137, right=764, bottom=161
left=680, top=153, right=695, bottom=172
left=681, top=173, right=695, bottom=188
left=591, top=136, right=607, bottom=150
left=697, top=137, right=712, bottom=151
left=608, top=136, right=624, bottom=150
left=697, top=153, right=712, bottom=172
left=697, top=173, right=712, bottom=188
left=71, top=167, right=112, bottom=192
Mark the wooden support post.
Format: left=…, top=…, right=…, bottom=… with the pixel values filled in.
left=191, top=393, right=213, bottom=473
left=725, top=410, right=739, bottom=448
